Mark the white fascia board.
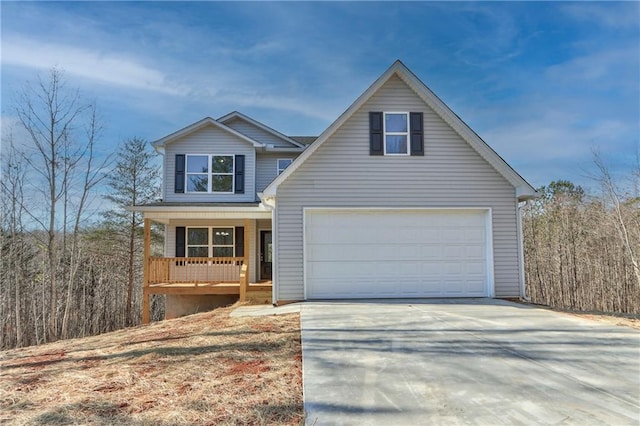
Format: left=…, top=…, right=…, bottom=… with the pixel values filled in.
left=516, top=186, right=539, bottom=201
left=264, top=146, right=305, bottom=153
left=128, top=204, right=272, bottom=223
left=152, top=117, right=264, bottom=149
left=218, top=111, right=306, bottom=148
left=128, top=205, right=269, bottom=213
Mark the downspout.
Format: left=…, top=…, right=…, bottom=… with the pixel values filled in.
left=517, top=200, right=531, bottom=302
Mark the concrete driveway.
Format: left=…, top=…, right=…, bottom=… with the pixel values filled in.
left=301, top=299, right=640, bottom=425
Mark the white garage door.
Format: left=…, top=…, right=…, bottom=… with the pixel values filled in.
left=304, top=209, right=491, bottom=299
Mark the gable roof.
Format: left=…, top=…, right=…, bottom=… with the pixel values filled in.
left=218, top=111, right=306, bottom=148
left=151, top=116, right=264, bottom=153
left=261, top=60, right=538, bottom=202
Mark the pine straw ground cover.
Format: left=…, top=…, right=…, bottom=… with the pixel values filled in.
left=0, top=306, right=303, bottom=425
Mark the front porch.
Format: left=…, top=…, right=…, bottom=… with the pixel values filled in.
left=137, top=204, right=274, bottom=323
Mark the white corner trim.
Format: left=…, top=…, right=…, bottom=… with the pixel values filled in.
left=485, top=208, right=495, bottom=298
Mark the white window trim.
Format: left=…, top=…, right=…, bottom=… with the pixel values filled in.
left=185, top=226, right=210, bottom=258
left=185, top=154, right=235, bottom=194
left=185, top=154, right=209, bottom=193
left=186, top=226, right=236, bottom=258
left=383, top=112, right=410, bottom=156
left=277, top=158, right=292, bottom=175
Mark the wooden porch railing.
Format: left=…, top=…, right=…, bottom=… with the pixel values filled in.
left=142, top=218, right=253, bottom=324
left=148, top=257, right=245, bottom=285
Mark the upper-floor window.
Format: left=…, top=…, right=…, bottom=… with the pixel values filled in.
left=277, top=158, right=292, bottom=175
left=384, top=112, right=409, bottom=155
left=186, top=154, right=234, bottom=193
left=369, top=111, right=423, bottom=157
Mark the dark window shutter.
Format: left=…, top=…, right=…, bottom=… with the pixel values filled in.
left=369, top=112, right=384, bottom=156
left=175, top=226, right=186, bottom=257
left=410, top=112, right=424, bottom=156
left=234, top=155, right=245, bottom=194
left=175, top=154, right=185, bottom=193
left=235, top=227, right=244, bottom=257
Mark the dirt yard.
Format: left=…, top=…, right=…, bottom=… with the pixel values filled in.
left=0, top=306, right=303, bottom=425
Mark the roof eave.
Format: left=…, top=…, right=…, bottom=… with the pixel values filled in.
left=152, top=117, right=265, bottom=149
left=218, top=111, right=306, bottom=148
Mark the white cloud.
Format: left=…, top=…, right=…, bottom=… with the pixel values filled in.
left=2, top=36, right=189, bottom=96
left=561, top=3, right=640, bottom=30
left=545, top=46, right=639, bottom=91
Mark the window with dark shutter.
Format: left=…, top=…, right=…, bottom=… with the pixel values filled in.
left=175, top=226, right=186, bottom=257
left=410, top=112, right=424, bottom=156
left=173, top=154, right=184, bottom=193
left=369, top=112, right=384, bottom=155
left=175, top=154, right=185, bottom=193
left=234, top=155, right=245, bottom=194
left=235, top=227, right=244, bottom=257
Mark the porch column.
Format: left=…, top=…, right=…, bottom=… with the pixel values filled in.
left=142, top=218, right=151, bottom=324
left=240, top=219, right=251, bottom=302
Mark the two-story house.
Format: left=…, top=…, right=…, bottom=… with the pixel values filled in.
left=133, top=60, right=537, bottom=322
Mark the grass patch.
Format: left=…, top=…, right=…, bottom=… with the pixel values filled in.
left=0, top=306, right=303, bottom=425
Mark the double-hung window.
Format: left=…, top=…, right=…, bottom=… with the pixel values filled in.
left=384, top=112, right=409, bottom=155
left=186, top=227, right=235, bottom=257
left=186, top=155, right=209, bottom=192
left=187, top=228, right=209, bottom=257
left=277, top=158, right=292, bottom=175
left=185, top=155, right=234, bottom=193
left=212, top=228, right=234, bottom=257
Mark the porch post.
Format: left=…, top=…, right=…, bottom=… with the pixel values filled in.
left=240, top=218, right=251, bottom=302
left=142, top=218, right=151, bottom=324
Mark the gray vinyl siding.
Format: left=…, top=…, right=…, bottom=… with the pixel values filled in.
left=163, top=125, right=256, bottom=202
left=275, top=75, right=520, bottom=300
left=225, top=117, right=298, bottom=148
left=256, top=153, right=299, bottom=192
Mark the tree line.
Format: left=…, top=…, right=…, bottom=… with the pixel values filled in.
left=523, top=169, right=640, bottom=315
left=0, top=69, right=164, bottom=349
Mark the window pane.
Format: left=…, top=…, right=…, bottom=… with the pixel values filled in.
left=385, top=114, right=407, bottom=132
left=211, top=175, right=233, bottom=192
left=187, top=174, right=208, bottom=192
left=386, top=135, right=408, bottom=154
left=278, top=159, right=292, bottom=173
left=213, top=246, right=234, bottom=257
left=188, top=228, right=208, bottom=245
left=187, top=155, right=208, bottom=173
left=188, top=247, right=209, bottom=257
left=212, top=156, right=233, bottom=174
left=213, top=228, right=234, bottom=245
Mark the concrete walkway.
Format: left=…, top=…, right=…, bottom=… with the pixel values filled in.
left=300, top=299, right=640, bottom=425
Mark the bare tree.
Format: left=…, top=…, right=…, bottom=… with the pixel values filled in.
left=60, top=107, right=112, bottom=338
left=13, top=68, right=109, bottom=341
left=1, top=133, right=28, bottom=348
left=524, top=172, right=640, bottom=314
left=592, top=150, right=640, bottom=287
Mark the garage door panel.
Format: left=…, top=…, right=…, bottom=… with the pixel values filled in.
left=305, top=209, right=490, bottom=299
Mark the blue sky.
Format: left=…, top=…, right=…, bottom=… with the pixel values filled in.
left=2, top=1, right=638, bottom=192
